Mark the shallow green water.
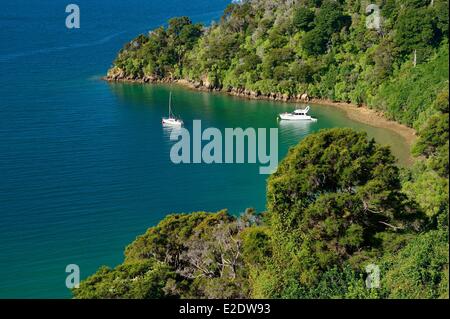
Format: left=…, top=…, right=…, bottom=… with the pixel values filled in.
left=111, top=82, right=412, bottom=166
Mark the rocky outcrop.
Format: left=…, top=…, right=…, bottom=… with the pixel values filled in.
left=106, top=67, right=126, bottom=81
left=103, top=67, right=311, bottom=103
left=224, top=87, right=305, bottom=102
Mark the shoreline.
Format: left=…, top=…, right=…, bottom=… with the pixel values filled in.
left=103, top=76, right=417, bottom=147
left=307, top=98, right=417, bottom=147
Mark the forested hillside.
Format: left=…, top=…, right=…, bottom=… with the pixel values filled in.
left=107, top=0, right=448, bottom=128
left=79, top=0, right=449, bottom=299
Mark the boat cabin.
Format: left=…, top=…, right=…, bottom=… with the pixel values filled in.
left=292, top=106, right=310, bottom=115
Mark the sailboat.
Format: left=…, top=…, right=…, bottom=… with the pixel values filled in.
left=162, top=92, right=183, bottom=126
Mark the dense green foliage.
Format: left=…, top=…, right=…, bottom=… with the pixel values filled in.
left=386, top=88, right=449, bottom=299
left=260, top=128, right=422, bottom=297
left=74, top=210, right=261, bottom=299
left=72, top=259, right=175, bottom=299
left=380, top=229, right=448, bottom=298
left=370, top=45, right=449, bottom=127
left=109, top=0, right=449, bottom=128
left=113, top=17, right=203, bottom=79
left=83, top=0, right=449, bottom=299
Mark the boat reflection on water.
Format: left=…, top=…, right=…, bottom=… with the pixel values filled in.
left=162, top=124, right=184, bottom=139
left=278, top=117, right=316, bottom=130
left=277, top=117, right=318, bottom=144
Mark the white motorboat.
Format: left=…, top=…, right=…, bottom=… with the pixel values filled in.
left=162, top=92, right=183, bottom=126
left=279, top=105, right=317, bottom=121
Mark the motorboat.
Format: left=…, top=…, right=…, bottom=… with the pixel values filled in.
left=279, top=105, right=317, bottom=121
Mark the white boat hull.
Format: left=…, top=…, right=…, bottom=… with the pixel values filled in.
left=279, top=113, right=317, bottom=121
left=162, top=118, right=183, bottom=126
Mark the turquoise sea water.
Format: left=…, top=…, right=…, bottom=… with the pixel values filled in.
left=0, top=1, right=411, bottom=298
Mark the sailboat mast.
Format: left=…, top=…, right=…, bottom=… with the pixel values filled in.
left=169, top=92, right=172, bottom=117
